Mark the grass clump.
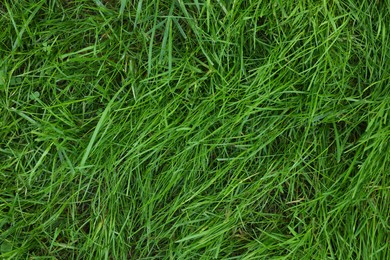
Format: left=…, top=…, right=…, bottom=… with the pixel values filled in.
left=0, top=0, right=389, bottom=259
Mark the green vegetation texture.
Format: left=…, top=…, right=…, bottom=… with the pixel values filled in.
left=0, top=0, right=389, bottom=259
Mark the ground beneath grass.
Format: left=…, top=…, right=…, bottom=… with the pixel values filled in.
left=0, top=0, right=389, bottom=259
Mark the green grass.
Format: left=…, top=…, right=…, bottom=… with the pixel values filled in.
left=0, top=0, right=389, bottom=259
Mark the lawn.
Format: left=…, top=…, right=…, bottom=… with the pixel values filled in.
left=0, top=0, right=389, bottom=259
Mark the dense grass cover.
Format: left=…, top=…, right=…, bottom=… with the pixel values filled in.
left=0, top=0, right=389, bottom=259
